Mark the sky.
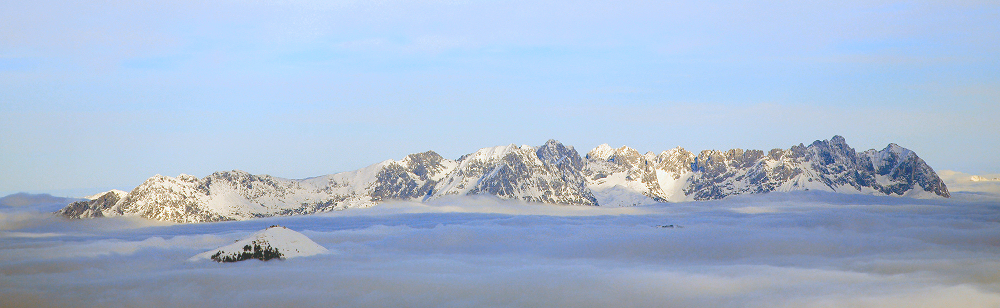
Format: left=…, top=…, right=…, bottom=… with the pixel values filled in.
left=1, top=0, right=998, bottom=196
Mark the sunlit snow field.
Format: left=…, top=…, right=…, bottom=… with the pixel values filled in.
left=3, top=192, right=1000, bottom=307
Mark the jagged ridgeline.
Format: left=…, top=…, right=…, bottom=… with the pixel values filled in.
left=60, top=136, right=950, bottom=223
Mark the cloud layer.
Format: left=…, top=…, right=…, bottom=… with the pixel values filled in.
left=2, top=193, right=1000, bottom=307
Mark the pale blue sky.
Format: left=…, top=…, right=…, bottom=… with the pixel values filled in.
left=1, top=0, right=998, bottom=196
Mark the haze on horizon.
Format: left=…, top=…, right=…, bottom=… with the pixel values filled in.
left=1, top=0, right=997, bottom=196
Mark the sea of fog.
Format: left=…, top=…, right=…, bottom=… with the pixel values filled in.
left=3, top=191, right=1000, bottom=307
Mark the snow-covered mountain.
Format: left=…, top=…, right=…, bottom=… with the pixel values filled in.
left=190, top=225, right=328, bottom=262
left=585, top=136, right=949, bottom=205
left=432, top=140, right=596, bottom=205
left=57, top=189, right=129, bottom=218
left=59, top=136, right=950, bottom=222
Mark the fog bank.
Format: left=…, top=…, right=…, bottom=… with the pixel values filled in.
left=2, top=193, right=1000, bottom=307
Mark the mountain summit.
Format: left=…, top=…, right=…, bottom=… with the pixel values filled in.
left=59, top=136, right=949, bottom=222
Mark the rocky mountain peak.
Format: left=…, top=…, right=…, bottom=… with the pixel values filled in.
left=401, top=150, right=450, bottom=180
left=403, top=150, right=443, bottom=166
left=177, top=174, right=199, bottom=183
left=454, top=140, right=596, bottom=205
left=654, top=147, right=695, bottom=174
left=615, top=145, right=640, bottom=157
left=805, top=136, right=858, bottom=166
left=857, top=142, right=947, bottom=197
left=589, top=144, right=645, bottom=169
left=585, top=144, right=615, bottom=161
left=458, top=144, right=521, bottom=162
left=831, top=135, right=847, bottom=145
left=883, top=143, right=913, bottom=157
left=536, top=139, right=584, bottom=170
left=57, top=190, right=125, bottom=218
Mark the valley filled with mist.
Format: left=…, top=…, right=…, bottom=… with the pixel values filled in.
left=4, top=191, right=1000, bottom=307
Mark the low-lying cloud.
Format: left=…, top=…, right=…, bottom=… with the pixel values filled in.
left=2, top=193, right=1000, bottom=307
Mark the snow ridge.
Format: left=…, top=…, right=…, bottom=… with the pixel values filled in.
left=59, top=136, right=950, bottom=222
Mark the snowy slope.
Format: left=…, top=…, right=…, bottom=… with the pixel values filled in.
left=190, top=226, right=328, bottom=262
left=584, top=144, right=697, bottom=205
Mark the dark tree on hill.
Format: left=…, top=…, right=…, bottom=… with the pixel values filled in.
left=211, top=241, right=284, bottom=262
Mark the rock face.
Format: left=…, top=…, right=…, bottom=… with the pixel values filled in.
left=59, top=136, right=950, bottom=222
left=57, top=190, right=128, bottom=219
left=190, top=225, right=328, bottom=262
left=678, top=136, right=950, bottom=201
left=433, top=140, right=596, bottom=205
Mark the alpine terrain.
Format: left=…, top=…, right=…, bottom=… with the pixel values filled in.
left=59, top=136, right=950, bottom=222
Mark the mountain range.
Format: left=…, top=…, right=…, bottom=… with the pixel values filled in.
left=58, top=136, right=950, bottom=222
